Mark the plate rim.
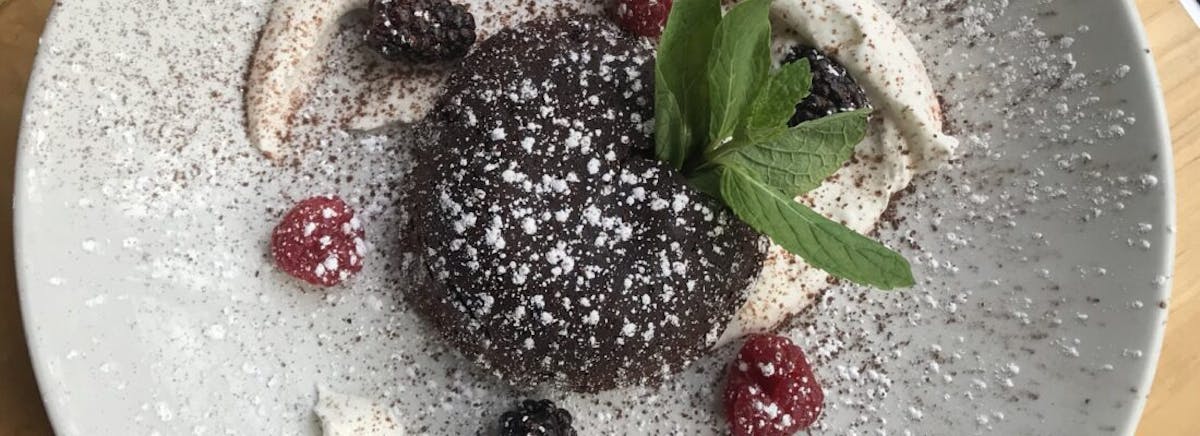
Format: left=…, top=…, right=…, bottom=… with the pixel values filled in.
left=1108, top=0, right=1176, bottom=432
left=10, top=0, right=1177, bottom=433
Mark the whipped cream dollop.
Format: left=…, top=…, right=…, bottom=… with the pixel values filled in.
left=246, top=0, right=368, bottom=157
left=246, top=0, right=955, bottom=356
left=314, top=387, right=405, bottom=436
left=245, top=0, right=606, bottom=156
left=773, top=0, right=957, bottom=172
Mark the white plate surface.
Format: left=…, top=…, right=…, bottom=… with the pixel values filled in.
left=15, top=0, right=1174, bottom=434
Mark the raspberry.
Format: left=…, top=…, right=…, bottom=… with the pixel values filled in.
left=270, top=196, right=366, bottom=286
left=724, top=334, right=824, bottom=436
left=364, top=0, right=477, bottom=64
left=612, top=0, right=672, bottom=38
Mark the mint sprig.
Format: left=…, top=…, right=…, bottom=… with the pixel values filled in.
left=708, top=109, right=870, bottom=195
left=719, top=166, right=915, bottom=289
left=705, top=0, right=772, bottom=146
left=654, top=0, right=720, bottom=169
left=654, top=0, right=915, bottom=289
left=744, top=59, right=812, bottom=140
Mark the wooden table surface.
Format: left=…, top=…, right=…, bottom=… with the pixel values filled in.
left=0, top=0, right=1196, bottom=434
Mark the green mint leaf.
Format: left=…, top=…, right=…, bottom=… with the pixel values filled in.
left=655, top=0, right=721, bottom=167
left=658, top=0, right=912, bottom=291
left=718, top=165, right=915, bottom=289
left=715, top=109, right=869, bottom=195
left=687, top=166, right=722, bottom=198
left=744, top=59, right=812, bottom=139
left=655, top=67, right=691, bottom=169
left=705, top=0, right=772, bottom=148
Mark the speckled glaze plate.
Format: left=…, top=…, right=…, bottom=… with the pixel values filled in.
left=15, top=0, right=1174, bottom=434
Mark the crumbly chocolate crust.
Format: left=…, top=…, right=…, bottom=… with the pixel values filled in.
left=411, top=15, right=764, bottom=392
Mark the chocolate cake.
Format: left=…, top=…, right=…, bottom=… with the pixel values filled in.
left=411, top=16, right=765, bottom=392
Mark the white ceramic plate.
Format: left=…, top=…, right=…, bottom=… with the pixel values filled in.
left=15, top=0, right=1174, bottom=434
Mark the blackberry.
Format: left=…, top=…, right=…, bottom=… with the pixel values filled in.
left=364, top=0, right=476, bottom=64
left=784, top=45, right=871, bottom=125
left=498, top=400, right=577, bottom=436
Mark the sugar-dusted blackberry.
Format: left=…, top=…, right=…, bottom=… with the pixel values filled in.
left=364, top=0, right=476, bottom=64
left=784, top=45, right=871, bottom=125
left=499, top=400, right=577, bottom=436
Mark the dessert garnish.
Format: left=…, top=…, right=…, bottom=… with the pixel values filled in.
left=271, top=196, right=366, bottom=286
left=724, top=334, right=824, bottom=435
left=653, top=0, right=913, bottom=289
left=364, top=0, right=477, bottom=64
left=783, top=46, right=871, bottom=125
left=499, top=399, right=578, bottom=436
left=612, top=0, right=673, bottom=38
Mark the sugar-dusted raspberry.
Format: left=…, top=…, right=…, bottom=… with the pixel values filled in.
left=271, top=196, right=366, bottom=286
left=612, top=0, right=672, bottom=38
left=724, top=334, right=824, bottom=436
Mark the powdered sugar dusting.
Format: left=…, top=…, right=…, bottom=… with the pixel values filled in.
left=12, top=0, right=1172, bottom=434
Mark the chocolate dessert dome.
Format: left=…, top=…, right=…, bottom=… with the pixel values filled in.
left=411, top=15, right=765, bottom=392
